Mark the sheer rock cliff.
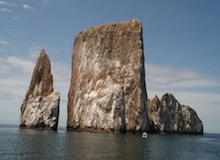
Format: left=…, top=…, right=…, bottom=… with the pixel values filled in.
left=20, top=49, right=60, bottom=130
left=147, top=93, right=203, bottom=134
left=67, top=19, right=148, bottom=132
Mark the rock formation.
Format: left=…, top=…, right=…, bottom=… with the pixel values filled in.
left=147, top=93, right=203, bottom=134
left=67, top=19, right=148, bottom=132
left=20, top=49, right=60, bottom=131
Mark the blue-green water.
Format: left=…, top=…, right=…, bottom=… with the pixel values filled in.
left=0, top=124, right=219, bottom=160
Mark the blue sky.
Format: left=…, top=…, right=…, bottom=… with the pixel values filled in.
left=0, top=0, right=219, bottom=133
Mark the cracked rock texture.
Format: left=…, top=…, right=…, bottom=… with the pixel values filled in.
left=20, top=49, right=60, bottom=130
left=67, top=19, right=148, bottom=132
left=147, top=93, right=203, bottom=134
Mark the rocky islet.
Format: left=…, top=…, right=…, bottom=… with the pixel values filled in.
left=148, top=93, right=203, bottom=134
left=67, top=19, right=148, bottom=132
left=20, top=49, right=60, bottom=130
left=19, top=19, right=203, bottom=134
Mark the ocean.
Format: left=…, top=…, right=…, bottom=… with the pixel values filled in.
left=0, top=124, right=219, bottom=160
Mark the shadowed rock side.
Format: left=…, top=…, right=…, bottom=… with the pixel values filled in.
left=20, top=49, right=60, bottom=131
left=67, top=19, right=148, bottom=132
left=147, top=93, right=203, bottom=134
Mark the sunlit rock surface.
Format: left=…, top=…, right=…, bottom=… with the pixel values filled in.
left=148, top=93, right=203, bottom=134
left=20, top=49, right=60, bottom=130
left=67, top=19, right=148, bottom=132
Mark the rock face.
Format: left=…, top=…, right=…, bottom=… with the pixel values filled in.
left=20, top=49, right=60, bottom=130
left=67, top=19, right=148, bottom=132
left=147, top=93, right=203, bottom=134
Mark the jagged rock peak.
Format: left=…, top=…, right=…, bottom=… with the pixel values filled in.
left=20, top=49, right=60, bottom=131
left=26, top=49, right=53, bottom=98
left=152, top=95, right=159, bottom=103
left=148, top=95, right=160, bottom=112
left=148, top=93, right=203, bottom=134
left=67, top=19, right=148, bottom=132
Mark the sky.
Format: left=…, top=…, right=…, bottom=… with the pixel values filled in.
left=0, top=0, right=220, bottom=133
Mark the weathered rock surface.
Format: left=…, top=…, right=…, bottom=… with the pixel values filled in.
left=67, top=19, right=148, bottom=132
left=147, top=93, right=203, bottom=134
left=20, top=49, right=60, bottom=130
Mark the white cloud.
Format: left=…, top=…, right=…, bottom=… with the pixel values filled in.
left=0, top=7, right=11, bottom=12
left=0, top=1, right=15, bottom=6
left=13, top=16, right=19, bottom=20
left=22, top=4, right=31, bottom=10
left=0, top=56, right=35, bottom=99
left=0, top=40, right=8, bottom=45
left=5, top=56, right=35, bottom=73
left=0, top=1, right=7, bottom=5
left=0, top=1, right=15, bottom=12
left=145, top=64, right=219, bottom=89
left=0, top=77, right=28, bottom=87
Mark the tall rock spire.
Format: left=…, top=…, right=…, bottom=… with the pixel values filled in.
left=67, top=19, right=148, bottom=132
left=25, top=49, right=53, bottom=97
left=20, top=49, right=60, bottom=130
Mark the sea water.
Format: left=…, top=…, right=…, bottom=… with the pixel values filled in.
left=0, top=124, right=219, bottom=160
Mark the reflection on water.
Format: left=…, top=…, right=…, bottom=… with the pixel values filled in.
left=63, top=132, right=145, bottom=160
left=0, top=125, right=220, bottom=160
